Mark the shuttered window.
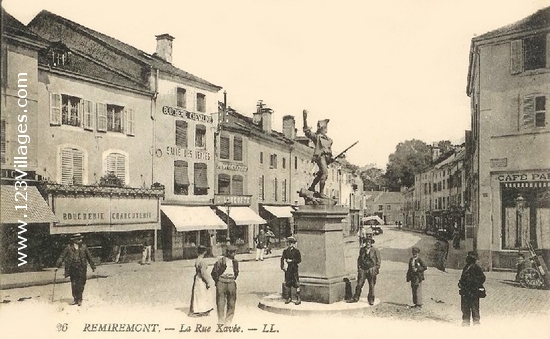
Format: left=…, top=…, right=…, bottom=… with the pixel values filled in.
left=97, top=103, right=107, bottom=132
left=259, top=175, right=264, bottom=200
left=50, top=93, right=62, bottom=125
left=83, top=100, right=95, bottom=130
left=1, top=119, right=6, bottom=164
left=218, top=174, right=231, bottom=194
left=522, top=95, right=547, bottom=129
left=233, top=136, right=242, bottom=161
left=126, top=108, right=135, bottom=136
left=105, top=152, right=126, bottom=185
left=174, top=160, right=189, bottom=195
left=524, top=34, right=546, bottom=71
left=282, top=179, right=287, bottom=202
left=197, top=93, right=206, bottom=112
left=510, top=40, right=523, bottom=74
left=232, top=175, right=243, bottom=195
left=220, top=135, right=230, bottom=159
left=175, top=120, right=188, bottom=147
left=273, top=178, right=278, bottom=201
left=194, top=163, right=208, bottom=195
left=177, top=87, right=186, bottom=108
left=195, top=124, right=206, bottom=148
left=61, top=148, right=84, bottom=185
left=107, top=104, right=123, bottom=133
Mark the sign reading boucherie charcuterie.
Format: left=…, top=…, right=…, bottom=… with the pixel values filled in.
left=53, top=196, right=158, bottom=226
left=162, top=106, right=213, bottom=123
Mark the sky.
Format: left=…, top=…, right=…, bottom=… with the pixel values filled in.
left=3, top=0, right=549, bottom=169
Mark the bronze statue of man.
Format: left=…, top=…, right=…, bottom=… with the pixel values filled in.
left=303, top=110, right=333, bottom=198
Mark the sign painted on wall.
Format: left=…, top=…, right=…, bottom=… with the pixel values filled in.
left=214, top=194, right=251, bottom=206
left=490, top=158, right=508, bottom=168
left=165, top=146, right=211, bottom=160
left=162, top=106, right=213, bottom=124
left=217, top=162, right=248, bottom=172
left=496, top=172, right=550, bottom=182
left=53, top=196, right=158, bottom=226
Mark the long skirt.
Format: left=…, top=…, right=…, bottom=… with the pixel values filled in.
left=190, top=274, right=215, bottom=314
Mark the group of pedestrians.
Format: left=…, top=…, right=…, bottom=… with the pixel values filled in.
left=55, top=231, right=486, bottom=326
left=254, top=227, right=275, bottom=261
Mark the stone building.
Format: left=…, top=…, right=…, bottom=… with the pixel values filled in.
left=467, top=7, right=550, bottom=269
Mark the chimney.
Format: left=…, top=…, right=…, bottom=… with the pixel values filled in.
left=155, top=34, right=175, bottom=63
left=253, top=100, right=273, bottom=133
left=282, top=115, right=296, bottom=139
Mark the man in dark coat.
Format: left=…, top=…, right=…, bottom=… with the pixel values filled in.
left=348, top=237, right=381, bottom=305
left=281, top=236, right=302, bottom=305
left=458, top=251, right=486, bottom=326
left=55, top=233, right=96, bottom=306
left=211, top=246, right=239, bottom=325
left=406, top=247, right=427, bottom=309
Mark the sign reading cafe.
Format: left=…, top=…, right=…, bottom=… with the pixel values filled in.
left=162, top=106, right=213, bottom=124
left=497, top=172, right=550, bottom=182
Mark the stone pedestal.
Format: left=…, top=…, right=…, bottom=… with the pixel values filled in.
left=292, top=205, right=349, bottom=304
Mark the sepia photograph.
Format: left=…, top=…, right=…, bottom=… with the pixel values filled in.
left=1, top=0, right=549, bottom=338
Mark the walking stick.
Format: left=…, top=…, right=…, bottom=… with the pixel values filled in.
left=51, top=269, right=57, bottom=303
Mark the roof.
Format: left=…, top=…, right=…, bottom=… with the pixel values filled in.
left=2, top=8, right=48, bottom=48
left=434, top=147, right=465, bottom=169
left=28, top=10, right=221, bottom=91
left=364, top=191, right=403, bottom=204
left=473, top=7, right=550, bottom=42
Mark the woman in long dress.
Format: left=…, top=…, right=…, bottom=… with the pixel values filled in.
left=189, top=245, right=215, bottom=317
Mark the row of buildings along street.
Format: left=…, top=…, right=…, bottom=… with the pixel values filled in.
left=1, top=6, right=549, bottom=274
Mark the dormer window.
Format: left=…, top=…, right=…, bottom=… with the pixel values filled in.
left=46, top=43, right=71, bottom=67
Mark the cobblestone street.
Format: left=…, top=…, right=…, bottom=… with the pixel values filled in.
left=1, top=227, right=549, bottom=338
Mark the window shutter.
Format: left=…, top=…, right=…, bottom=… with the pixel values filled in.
left=83, top=100, right=94, bottom=130
left=233, top=136, right=243, bottom=161
left=115, top=154, right=126, bottom=184
left=121, top=108, right=127, bottom=134
left=174, top=160, right=189, bottom=185
left=521, top=95, right=535, bottom=129
left=194, top=163, right=208, bottom=188
left=72, top=150, right=84, bottom=185
left=218, top=173, right=231, bottom=194
left=220, top=135, right=230, bottom=159
left=547, top=33, right=550, bottom=69
left=96, top=103, right=107, bottom=132
left=126, top=108, right=135, bottom=135
left=50, top=93, right=61, bottom=125
left=61, top=149, right=73, bottom=185
left=510, top=39, right=523, bottom=74
left=232, top=175, right=243, bottom=195
left=175, top=120, right=188, bottom=147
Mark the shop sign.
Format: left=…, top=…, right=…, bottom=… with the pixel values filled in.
left=490, top=158, right=507, bottom=168
left=165, top=146, right=211, bottom=161
left=53, top=196, right=158, bottom=226
left=496, top=172, right=550, bottom=182
left=216, top=162, right=248, bottom=172
left=162, top=106, right=213, bottom=124
left=214, top=195, right=251, bottom=206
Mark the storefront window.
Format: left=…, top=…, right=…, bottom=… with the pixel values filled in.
left=501, top=183, right=550, bottom=250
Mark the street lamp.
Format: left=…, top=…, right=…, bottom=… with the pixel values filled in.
left=515, top=194, right=526, bottom=249
left=224, top=199, right=232, bottom=245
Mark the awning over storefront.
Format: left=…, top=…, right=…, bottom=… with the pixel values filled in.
left=161, top=205, right=227, bottom=232
left=1, top=185, right=58, bottom=224
left=262, top=205, right=295, bottom=218
left=50, top=222, right=159, bottom=234
left=216, top=206, right=266, bottom=225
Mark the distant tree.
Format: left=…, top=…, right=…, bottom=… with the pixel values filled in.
left=437, top=140, right=453, bottom=154
left=359, top=165, right=385, bottom=191
left=383, top=139, right=432, bottom=191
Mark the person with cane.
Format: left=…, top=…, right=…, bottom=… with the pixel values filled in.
left=55, top=233, right=96, bottom=306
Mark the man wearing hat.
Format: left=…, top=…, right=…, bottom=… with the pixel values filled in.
left=303, top=110, right=333, bottom=198
left=348, top=237, right=381, bottom=304
left=211, top=245, right=239, bottom=325
left=458, top=251, right=486, bottom=326
left=406, top=247, right=427, bottom=309
left=55, top=233, right=96, bottom=306
left=281, top=236, right=302, bottom=305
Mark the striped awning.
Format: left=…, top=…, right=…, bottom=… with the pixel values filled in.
left=0, top=185, right=59, bottom=224
left=503, top=182, right=549, bottom=188
left=161, top=205, right=226, bottom=232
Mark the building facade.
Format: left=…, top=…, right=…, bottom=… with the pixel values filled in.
left=467, top=7, right=550, bottom=269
